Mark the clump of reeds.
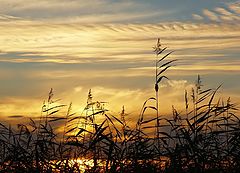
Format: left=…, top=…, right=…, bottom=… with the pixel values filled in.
left=0, top=39, right=239, bottom=173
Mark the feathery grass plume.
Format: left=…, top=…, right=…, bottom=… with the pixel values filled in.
left=153, top=38, right=175, bottom=149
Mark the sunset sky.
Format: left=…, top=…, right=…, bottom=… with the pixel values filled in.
left=0, top=0, right=239, bottom=123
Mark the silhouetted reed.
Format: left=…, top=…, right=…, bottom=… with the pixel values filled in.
left=0, top=39, right=239, bottom=173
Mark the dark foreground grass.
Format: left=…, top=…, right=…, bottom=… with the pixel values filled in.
left=0, top=40, right=239, bottom=173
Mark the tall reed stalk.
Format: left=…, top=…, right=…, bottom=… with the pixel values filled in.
left=153, top=38, right=175, bottom=147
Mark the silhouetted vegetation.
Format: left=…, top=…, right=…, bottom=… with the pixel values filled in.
left=0, top=39, right=239, bottom=173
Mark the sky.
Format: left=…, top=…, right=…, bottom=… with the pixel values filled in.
left=0, top=0, right=239, bottom=124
